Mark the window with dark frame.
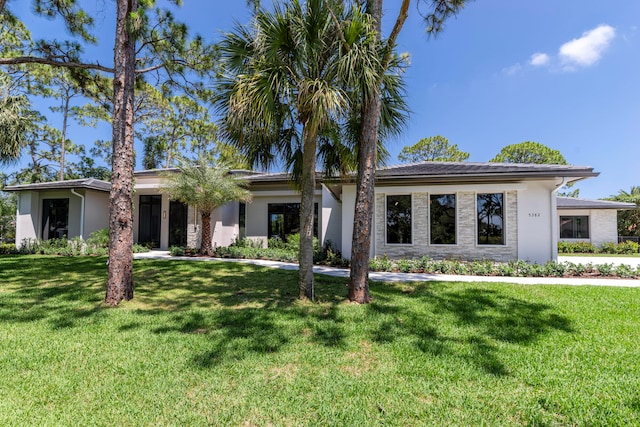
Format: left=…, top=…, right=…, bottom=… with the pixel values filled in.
left=477, top=193, right=504, bottom=245
left=430, top=194, right=456, bottom=245
left=560, top=215, right=590, bottom=239
left=239, top=202, right=246, bottom=239
left=267, top=203, right=318, bottom=241
left=386, top=194, right=412, bottom=244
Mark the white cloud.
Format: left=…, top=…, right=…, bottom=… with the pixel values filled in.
left=502, top=63, right=522, bottom=76
left=530, top=52, right=550, bottom=67
left=559, top=24, right=616, bottom=69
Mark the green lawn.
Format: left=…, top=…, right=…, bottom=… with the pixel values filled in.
left=1, top=255, right=639, bottom=426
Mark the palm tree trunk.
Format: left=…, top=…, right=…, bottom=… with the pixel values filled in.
left=105, top=0, right=137, bottom=306
left=299, top=125, right=317, bottom=301
left=200, top=210, right=213, bottom=256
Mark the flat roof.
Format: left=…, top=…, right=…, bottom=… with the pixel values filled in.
left=3, top=178, right=111, bottom=192
left=557, top=197, right=636, bottom=210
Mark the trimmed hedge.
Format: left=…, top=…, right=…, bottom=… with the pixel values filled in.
left=559, top=240, right=639, bottom=254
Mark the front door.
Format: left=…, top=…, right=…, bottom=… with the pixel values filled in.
left=138, top=195, right=161, bottom=248
left=169, top=201, right=188, bottom=247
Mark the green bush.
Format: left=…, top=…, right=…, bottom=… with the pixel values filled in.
left=616, top=240, right=639, bottom=254
left=598, top=242, right=618, bottom=254
left=86, top=228, right=109, bottom=248
left=543, top=261, right=566, bottom=277
left=0, top=243, right=17, bottom=254
left=614, top=264, right=637, bottom=278
left=597, top=263, right=614, bottom=276
left=558, top=241, right=597, bottom=253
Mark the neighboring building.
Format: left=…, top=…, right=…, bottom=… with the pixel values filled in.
left=557, top=197, right=636, bottom=247
left=5, top=161, right=601, bottom=263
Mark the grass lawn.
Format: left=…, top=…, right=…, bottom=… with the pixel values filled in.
left=1, top=256, right=639, bottom=426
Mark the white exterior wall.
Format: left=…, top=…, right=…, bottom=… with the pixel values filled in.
left=321, top=185, right=342, bottom=252
left=83, top=190, right=110, bottom=238
left=341, top=184, right=357, bottom=259
left=516, top=180, right=557, bottom=263
left=211, top=202, right=240, bottom=248
left=558, top=208, right=619, bottom=247
left=15, top=191, right=38, bottom=246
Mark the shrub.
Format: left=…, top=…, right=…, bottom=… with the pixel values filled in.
left=86, top=228, right=109, bottom=248
left=598, top=242, right=618, bottom=254
left=597, top=263, right=614, bottom=276
left=558, top=241, right=596, bottom=253
left=396, top=258, right=413, bottom=273
left=0, top=243, right=17, bottom=254
left=614, top=264, right=636, bottom=278
left=369, top=255, right=393, bottom=272
left=169, top=246, right=185, bottom=256
left=543, top=261, right=566, bottom=277
left=616, top=240, right=639, bottom=254
left=564, top=262, right=586, bottom=276
left=133, top=244, right=150, bottom=253
left=468, top=259, right=494, bottom=276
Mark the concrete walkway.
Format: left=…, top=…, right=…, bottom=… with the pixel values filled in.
left=134, top=251, right=640, bottom=288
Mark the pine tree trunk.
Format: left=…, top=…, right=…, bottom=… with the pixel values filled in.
left=298, top=126, right=317, bottom=301
left=200, top=210, right=213, bottom=256
left=105, top=0, right=137, bottom=306
left=348, top=0, right=383, bottom=304
left=348, top=93, right=380, bottom=304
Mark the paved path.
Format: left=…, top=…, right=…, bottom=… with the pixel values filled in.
left=135, top=251, right=640, bottom=288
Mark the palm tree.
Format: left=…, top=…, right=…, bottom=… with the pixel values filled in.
left=162, top=157, right=252, bottom=256
left=607, top=186, right=640, bottom=237
left=0, top=93, right=33, bottom=165
left=216, top=0, right=382, bottom=301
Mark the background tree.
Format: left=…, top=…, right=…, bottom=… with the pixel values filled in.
left=490, top=141, right=567, bottom=164
left=162, top=157, right=252, bottom=256
left=1, top=0, right=217, bottom=305
left=0, top=190, right=16, bottom=243
left=398, top=135, right=469, bottom=163
left=348, top=0, right=467, bottom=304
left=607, top=186, right=640, bottom=238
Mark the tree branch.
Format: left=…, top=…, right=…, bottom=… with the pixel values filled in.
left=0, top=56, right=114, bottom=73
left=382, top=0, right=410, bottom=69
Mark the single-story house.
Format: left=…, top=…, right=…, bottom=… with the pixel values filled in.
left=556, top=196, right=636, bottom=246
left=6, top=161, right=612, bottom=263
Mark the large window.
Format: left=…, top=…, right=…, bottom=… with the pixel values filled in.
left=268, top=203, right=318, bottom=241
left=386, top=194, right=412, bottom=244
left=430, top=194, right=456, bottom=245
left=42, top=198, right=69, bottom=240
left=560, top=216, right=589, bottom=239
left=477, top=193, right=504, bottom=245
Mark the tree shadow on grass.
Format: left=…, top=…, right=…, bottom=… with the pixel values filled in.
left=0, top=256, right=574, bottom=376
left=369, top=283, right=574, bottom=376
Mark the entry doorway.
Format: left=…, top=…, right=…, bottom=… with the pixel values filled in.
left=138, top=195, right=162, bottom=248
left=169, top=201, right=188, bottom=247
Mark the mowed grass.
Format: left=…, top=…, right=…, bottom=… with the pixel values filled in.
left=0, top=256, right=639, bottom=426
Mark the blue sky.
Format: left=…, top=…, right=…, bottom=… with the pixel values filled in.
left=6, top=0, right=640, bottom=199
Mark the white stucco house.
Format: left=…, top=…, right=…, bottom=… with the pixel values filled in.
left=6, top=161, right=616, bottom=264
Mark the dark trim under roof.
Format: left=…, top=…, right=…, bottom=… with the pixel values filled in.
left=372, top=161, right=598, bottom=185
left=247, top=162, right=598, bottom=185
left=3, top=178, right=111, bottom=192
left=557, top=197, right=636, bottom=210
